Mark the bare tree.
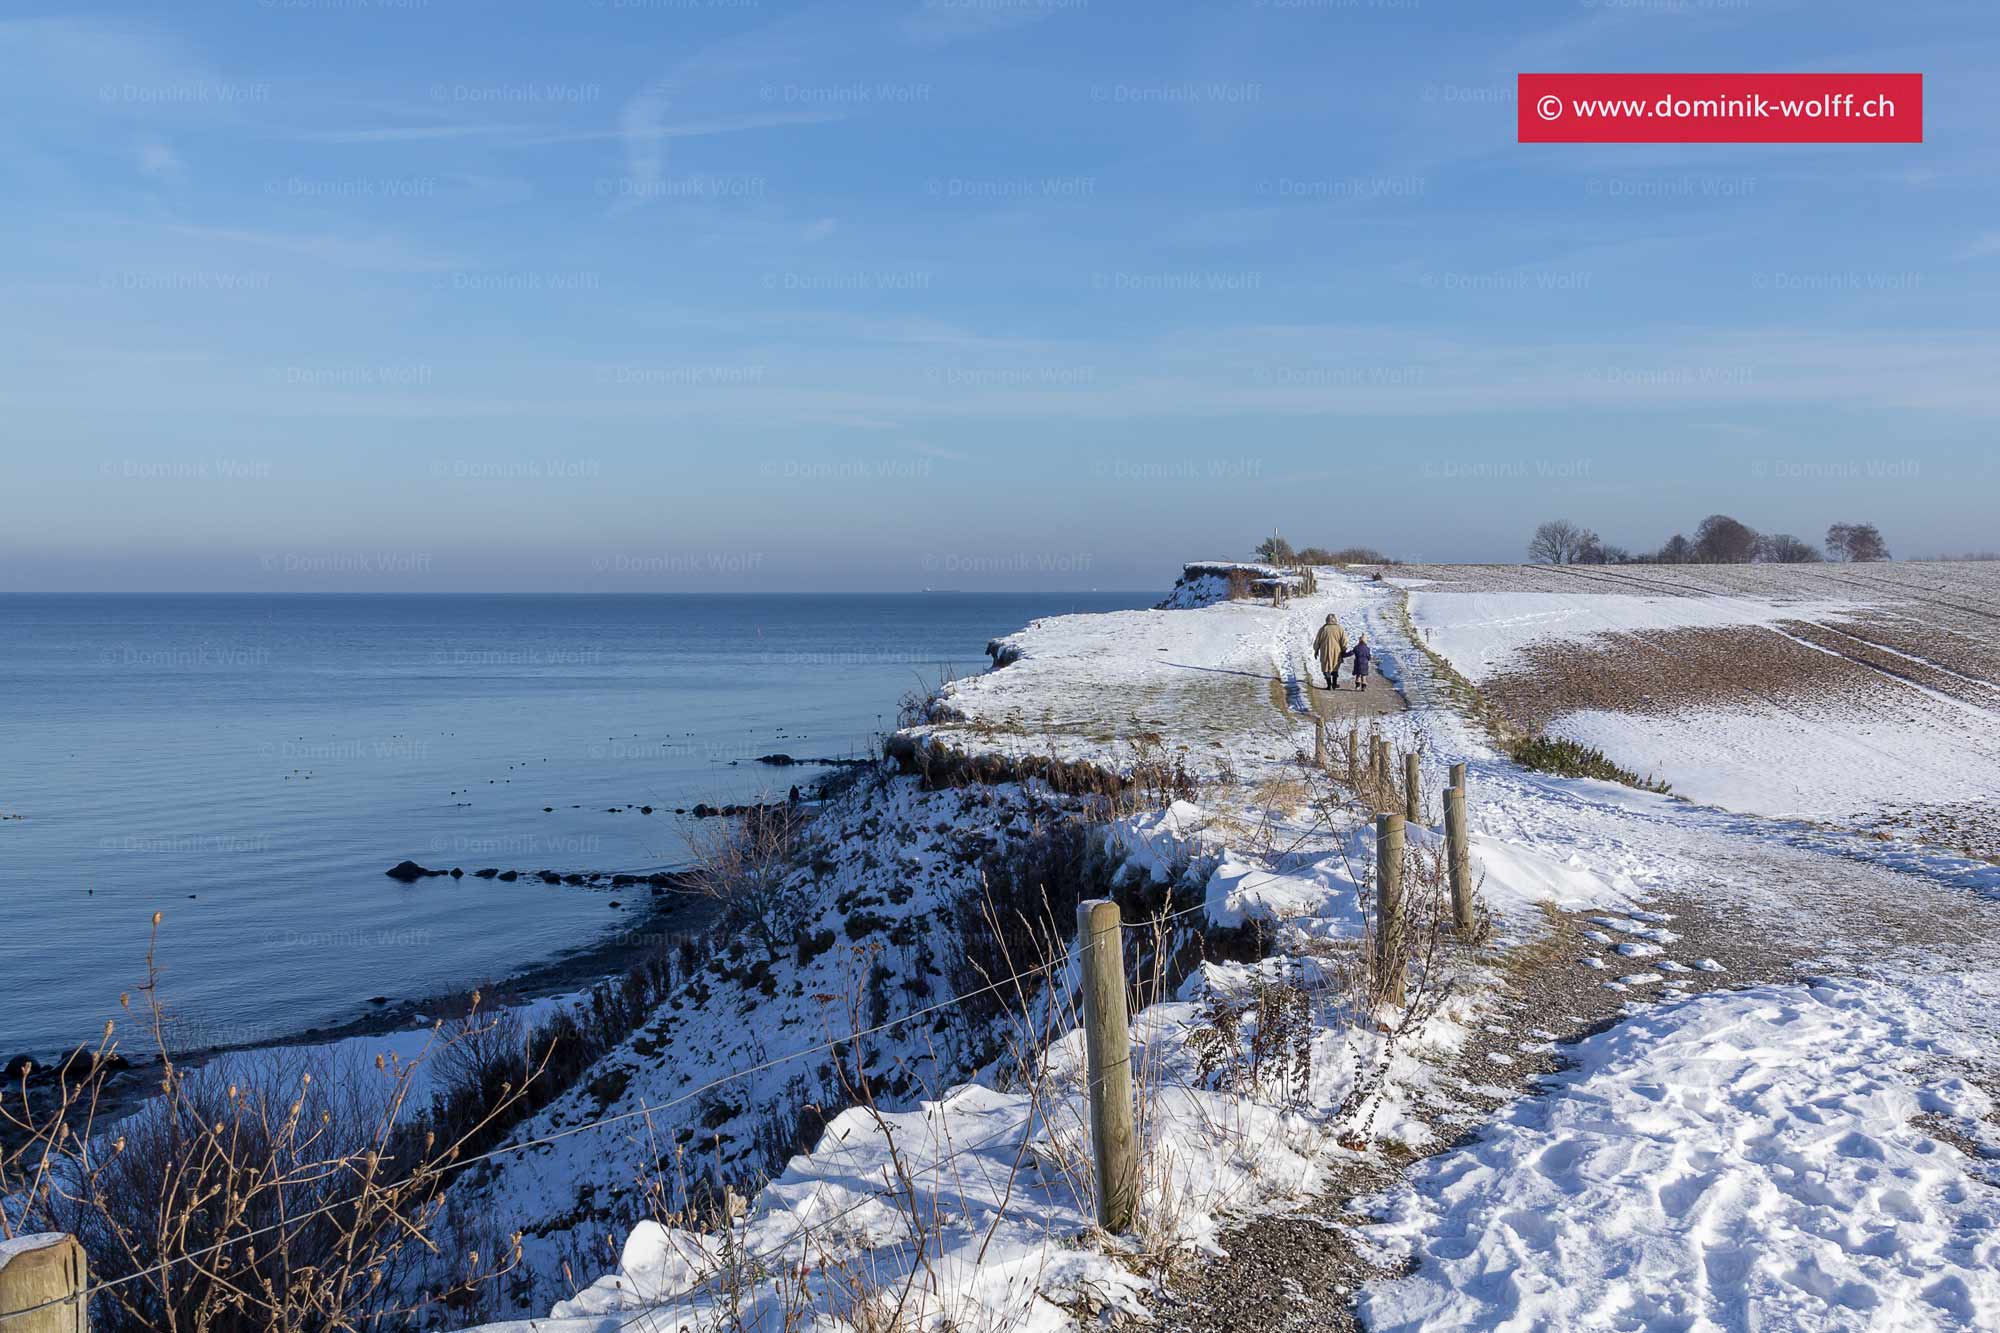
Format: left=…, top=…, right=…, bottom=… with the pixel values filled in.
left=1826, top=522, right=1891, bottom=562
left=1527, top=519, right=1598, bottom=565
left=1755, top=533, right=1822, bottom=563
left=1655, top=533, right=1694, bottom=564
left=1693, top=513, right=1759, bottom=564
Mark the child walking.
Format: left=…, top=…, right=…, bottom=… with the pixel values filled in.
left=1344, top=636, right=1372, bottom=690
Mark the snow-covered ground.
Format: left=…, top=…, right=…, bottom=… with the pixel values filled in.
left=1411, top=589, right=1860, bottom=681
left=1363, top=971, right=2000, bottom=1331
left=1406, top=579, right=2000, bottom=829
left=468, top=566, right=2000, bottom=1332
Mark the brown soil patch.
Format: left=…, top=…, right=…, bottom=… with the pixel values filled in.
left=1478, top=623, right=1876, bottom=734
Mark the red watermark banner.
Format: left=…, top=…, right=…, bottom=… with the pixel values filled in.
left=1518, top=73, right=1923, bottom=143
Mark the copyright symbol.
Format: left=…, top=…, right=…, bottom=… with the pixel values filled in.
left=1537, top=95, right=1562, bottom=122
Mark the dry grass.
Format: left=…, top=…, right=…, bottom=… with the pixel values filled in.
left=1, top=917, right=536, bottom=1332
left=1249, top=774, right=1311, bottom=813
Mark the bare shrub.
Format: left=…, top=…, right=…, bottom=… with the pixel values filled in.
left=1313, top=546, right=1396, bottom=565
left=429, top=990, right=529, bottom=1128
left=684, top=803, right=811, bottom=961
left=1253, top=534, right=1297, bottom=565
left=1122, top=732, right=1197, bottom=813
left=1185, top=978, right=1313, bottom=1107
left=0, top=920, right=534, bottom=1332
left=895, top=665, right=960, bottom=729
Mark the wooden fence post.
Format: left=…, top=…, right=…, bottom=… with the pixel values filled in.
left=1346, top=725, right=1358, bottom=787
left=1448, top=761, right=1466, bottom=794
left=1374, top=814, right=1406, bottom=1001
left=1313, top=716, right=1326, bottom=768
left=0, top=1233, right=88, bottom=1333
left=1404, top=751, right=1422, bottom=823
left=1077, top=899, right=1137, bottom=1232
left=1445, top=786, right=1474, bottom=935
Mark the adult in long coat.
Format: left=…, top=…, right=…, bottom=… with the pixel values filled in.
left=1312, top=615, right=1348, bottom=689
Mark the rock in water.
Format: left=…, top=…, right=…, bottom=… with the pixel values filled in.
left=386, top=860, right=441, bottom=882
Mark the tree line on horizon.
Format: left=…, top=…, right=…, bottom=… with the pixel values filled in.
left=1242, top=520, right=1999, bottom=570
left=1526, top=515, right=1893, bottom=566
left=1254, top=534, right=1397, bottom=566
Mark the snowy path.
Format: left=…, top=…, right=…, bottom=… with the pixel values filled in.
left=1152, top=572, right=2000, bottom=1332
left=1363, top=973, right=2000, bottom=1332
left=911, top=572, right=2000, bottom=1331
left=1355, top=574, right=2000, bottom=1331
left=475, top=570, right=2000, bottom=1333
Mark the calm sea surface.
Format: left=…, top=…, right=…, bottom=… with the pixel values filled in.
left=0, top=593, right=1152, bottom=1057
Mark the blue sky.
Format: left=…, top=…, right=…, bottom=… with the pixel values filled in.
left=2, top=1, right=1994, bottom=591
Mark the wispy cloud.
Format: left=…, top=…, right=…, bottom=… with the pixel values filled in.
left=900, top=0, right=1066, bottom=47
left=160, top=223, right=461, bottom=273
left=525, top=109, right=844, bottom=147
left=290, top=124, right=532, bottom=145
left=1957, top=231, right=2000, bottom=260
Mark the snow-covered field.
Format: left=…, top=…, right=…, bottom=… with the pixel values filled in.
left=1402, top=562, right=2000, bottom=842
left=466, top=565, right=2000, bottom=1333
